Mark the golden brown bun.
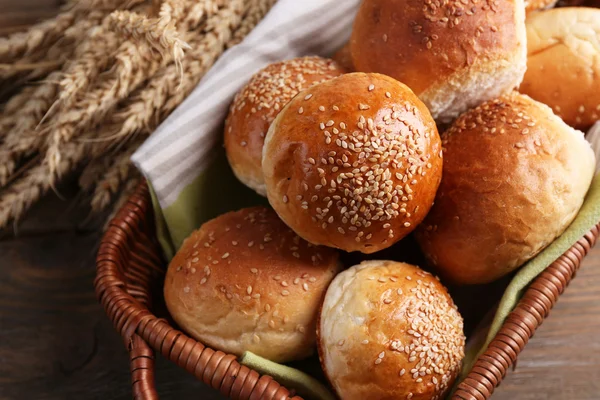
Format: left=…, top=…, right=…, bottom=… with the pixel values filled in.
left=525, top=0, right=558, bottom=13
left=349, top=0, right=527, bottom=121
left=163, top=206, right=341, bottom=363
left=263, top=72, right=443, bottom=254
left=224, top=57, right=345, bottom=196
left=416, top=92, right=596, bottom=285
left=318, top=260, right=465, bottom=400
left=519, top=7, right=600, bottom=129
left=332, top=43, right=355, bottom=72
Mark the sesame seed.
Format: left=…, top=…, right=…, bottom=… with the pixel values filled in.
left=309, top=277, right=317, bottom=283
left=362, top=340, right=369, bottom=344
left=283, top=195, right=288, bottom=203
left=222, top=253, right=230, bottom=259
left=375, top=358, right=382, bottom=365
left=183, top=287, right=190, bottom=293
left=368, top=84, right=375, bottom=91
left=303, top=283, right=309, bottom=291
left=281, top=290, right=290, bottom=296
left=247, top=286, right=252, bottom=294
left=304, top=94, right=313, bottom=100
left=400, top=369, right=406, bottom=376
left=281, top=281, right=289, bottom=287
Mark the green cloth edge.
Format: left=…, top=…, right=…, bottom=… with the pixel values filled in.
left=148, top=182, right=176, bottom=261
left=240, top=352, right=336, bottom=400
left=158, top=147, right=267, bottom=254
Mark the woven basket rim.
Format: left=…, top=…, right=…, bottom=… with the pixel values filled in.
left=95, top=182, right=600, bottom=400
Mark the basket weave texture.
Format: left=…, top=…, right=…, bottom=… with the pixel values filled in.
left=95, top=183, right=600, bottom=400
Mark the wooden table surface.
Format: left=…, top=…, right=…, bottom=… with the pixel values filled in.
left=1, top=3, right=600, bottom=400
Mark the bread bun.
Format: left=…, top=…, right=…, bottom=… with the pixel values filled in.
left=416, top=92, right=596, bottom=285
left=332, top=43, right=354, bottom=72
left=164, top=206, right=341, bottom=363
left=519, top=7, right=600, bottom=129
left=224, top=57, right=345, bottom=196
left=318, top=260, right=465, bottom=400
left=349, top=0, right=527, bottom=121
left=525, top=0, right=558, bottom=13
left=263, top=72, right=443, bottom=254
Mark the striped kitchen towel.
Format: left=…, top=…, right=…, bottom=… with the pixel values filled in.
left=132, top=0, right=360, bottom=211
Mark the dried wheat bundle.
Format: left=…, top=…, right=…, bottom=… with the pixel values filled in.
left=0, top=0, right=277, bottom=229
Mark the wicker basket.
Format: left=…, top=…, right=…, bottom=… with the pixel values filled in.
left=95, top=182, right=600, bottom=400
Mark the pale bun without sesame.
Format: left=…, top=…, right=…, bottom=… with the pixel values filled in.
left=349, top=0, right=527, bottom=122
left=318, top=260, right=465, bottom=400
left=263, top=72, right=443, bottom=254
left=163, top=206, right=341, bottom=363
left=224, top=57, right=345, bottom=196
left=525, top=0, right=558, bottom=13
left=519, top=7, right=600, bottom=130
left=416, top=92, right=596, bottom=285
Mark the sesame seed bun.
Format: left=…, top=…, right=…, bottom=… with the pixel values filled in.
left=224, top=57, right=345, bottom=196
left=519, top=7, right=600, bottom=130
left=416, top=92, right=596, bottom=285
left=525, top=0, right=558, bottom=13
left=349, top=0, right=527, bottom=122
left=262, top=72, right=443, bottom=254
left=317, top=260, right=465, bottom=400
left=163, top=206, right=342, bottom=363
left=332, top=43, right=355, bottom=72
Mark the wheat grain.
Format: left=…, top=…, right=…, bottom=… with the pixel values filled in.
left=68, top=0, right=147, bottom=12
left=0, top=140, right=85, bottom=228
left=0, top=71, right=62, bottom=186
left=0, top=11, right=76, bottom=63
left=91, top=142, right=140, bottom=212
left=108, top=10, right=190, bottom=62
left=102, top=174, right=141, bottom=230
left=79, top=157, right=111, bottom=192
left=86, top=0, right=246, bottom=148
left=55, top=27, right=119, bottom=110
left=228, top=0, right=278, bottom=48
left=44, top=39, right=164, bottom=178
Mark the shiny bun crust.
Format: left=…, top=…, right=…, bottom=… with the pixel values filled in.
left=263, top=72, right=443, bottom=254
left=318, top=260, right=465, bottom=400
left=224, top=57, right=345, bottom=196
left=416, top=92, right=596, bottom=285
left=519, top=7, right=600, bottom=129
left=350, top=0, right=527, bottom=121
left=163, top=207, right=341, bottom=363
left=524, top=0, right=558, bottom=12
left=332, top=43, right=355, bottom=72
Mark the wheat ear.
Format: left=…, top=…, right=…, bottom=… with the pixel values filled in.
left=0, top=11, right=76, bottom=63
